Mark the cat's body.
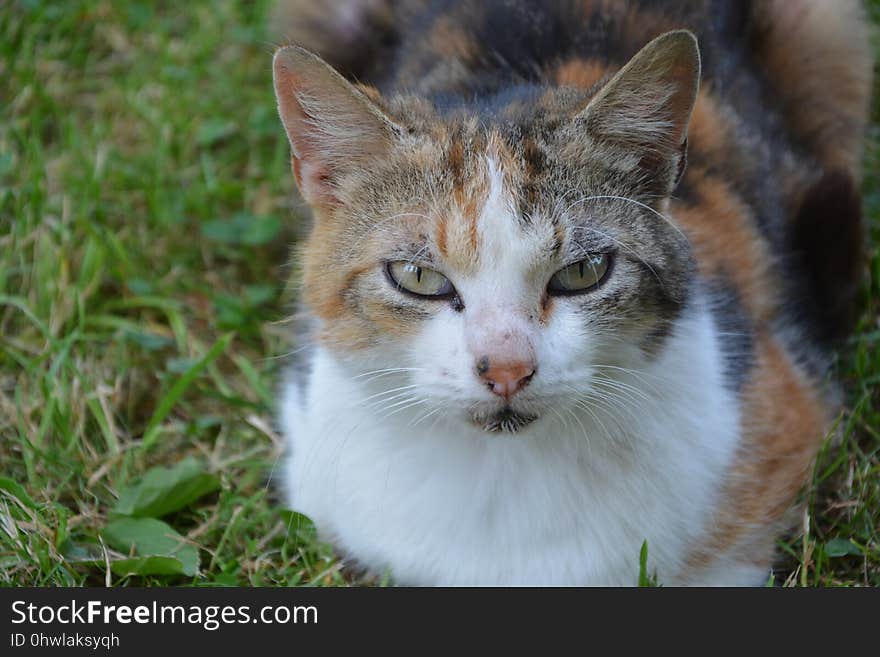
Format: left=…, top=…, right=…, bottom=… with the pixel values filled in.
left=272, top=0, right=872, bottom=585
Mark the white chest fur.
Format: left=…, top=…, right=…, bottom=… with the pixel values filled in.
left=280, top=305, right=744, bottom=585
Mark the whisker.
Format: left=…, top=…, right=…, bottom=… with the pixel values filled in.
left=348, top=211, right=433, bottom=251
left=406, top=244, right=432, bottom=267
left=373, top=395, right=422, bottom=414
left=563, top=404, right=593, bottom=460
left=560, top=194, right=689, bottom=244
left=359, top=384, right=420, bottom=404
left=261, top=344, right=311, bottom=363
left=380, top=398, right=428, bottom=419
left=354, top=367, right=426, bottom=378
left=366, top=389, right=423, bottom=410
left=547, top=403, right=570, bottom=432
left=409, top=406, right=443, bottom=429
left=590, top=376, right=652, bottom=405
left=591, top=364, right=666, bottom=393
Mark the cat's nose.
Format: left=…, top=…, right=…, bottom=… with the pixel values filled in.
left=476, top=356, right=535, bottom=399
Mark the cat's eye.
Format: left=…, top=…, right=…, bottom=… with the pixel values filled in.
left=386, top=261, right=455, bottom=298
left=548, top=254, right=611, bottom=295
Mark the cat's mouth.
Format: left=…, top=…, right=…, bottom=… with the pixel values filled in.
left=471, top=406, right=538, bottom=433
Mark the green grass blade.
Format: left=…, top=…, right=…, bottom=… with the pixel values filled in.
left=140, top=332, right=234, bottom=452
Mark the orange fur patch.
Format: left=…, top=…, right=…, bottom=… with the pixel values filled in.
left=539, top=295, right=554, bottom=325
left=686, top=89, right=729, bottom=157
left=554, top=58, right=608, bottom=89
left=436, top=214, right=448, bottom=257
left=754, top=0, right=872, bottom=177
left=686, top=334, right=825, bottom=572
left=440, top=178, right=488, bottom=275
left=671, top=174, right=774, bottom=323
left=427, top=16, right=479, bottom=62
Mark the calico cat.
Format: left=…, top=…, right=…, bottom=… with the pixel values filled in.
left=271, top=0, right=872, bottom=585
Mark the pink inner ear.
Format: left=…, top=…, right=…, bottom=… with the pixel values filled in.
left=274, top=47, right=399, bottom=210
left=291, top=155, right=336, bottom=207
left=665, top=61, right=699, bottom=146
left=274, top=67, right=307, bottom=150
left=274, top=60, right=336, bottom=206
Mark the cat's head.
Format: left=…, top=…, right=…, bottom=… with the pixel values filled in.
left=273, top=31, right=700, bottom=433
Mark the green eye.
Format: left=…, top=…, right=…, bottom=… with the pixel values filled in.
left=386, top=261, right=455, bottom=298
left=548, top=254, right=611, bottom=295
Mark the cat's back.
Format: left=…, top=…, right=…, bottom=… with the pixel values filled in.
left=276, top=0, right=871, bottom=169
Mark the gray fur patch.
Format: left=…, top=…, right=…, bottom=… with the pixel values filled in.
left=705, top=276, right=755, bottom=394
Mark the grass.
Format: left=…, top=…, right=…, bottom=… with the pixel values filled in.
left=0, top=0, right=877, bottom=587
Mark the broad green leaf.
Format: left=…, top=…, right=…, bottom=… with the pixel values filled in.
left=125, top=277, right=153, bottom=295
left=824, top=538, right=862, bottom=558
left=102, top=517, right=199, bottom=576
left=239, top=215, right=281, bottom=246
left=110, top=556, right=191, bottom=577
left=113, top=456, right=220, bottom=518
left=205, top=572, right=239, bottom=587
left=243, top=284, right=275, bottom=306
left=0, top=151, right=15, bottom=176
left=194, top=416, right=223, bottom=430
left=213, top=294, right=248, bottom=330
left=200, top=213, right=280, bottom=246
left=60, top=540, right=186, bottom=578
left=125, top=329, right=173, bottom=351
left=61, top=540, right=103, bottom=563
left=196, top=119, right=237, bottom=146
left=280, top=510, right=317, bottom=542
left=166, top=357, right=198, bottom=374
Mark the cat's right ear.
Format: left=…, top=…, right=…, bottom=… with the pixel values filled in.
left=273, top=46, right=402, bottom=208
left=572, top=30, right=701, bottom=197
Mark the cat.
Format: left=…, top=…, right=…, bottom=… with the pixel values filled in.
left=270, top=0, right=873, bottom=585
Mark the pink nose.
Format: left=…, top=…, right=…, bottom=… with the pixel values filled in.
left=476, top=356, right=535, bottom=399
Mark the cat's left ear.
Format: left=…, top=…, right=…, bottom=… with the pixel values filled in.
left=273, top=46, right=403, bottom=208
left=574, top=30, right=700, bottom=196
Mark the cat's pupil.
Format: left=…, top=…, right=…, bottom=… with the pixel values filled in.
left=579, top=261, right=585, bottom=279
left=403, top=262, right=422, bottom=283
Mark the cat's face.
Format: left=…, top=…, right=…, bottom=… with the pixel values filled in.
left=274, top=32, right=700, bottom=432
